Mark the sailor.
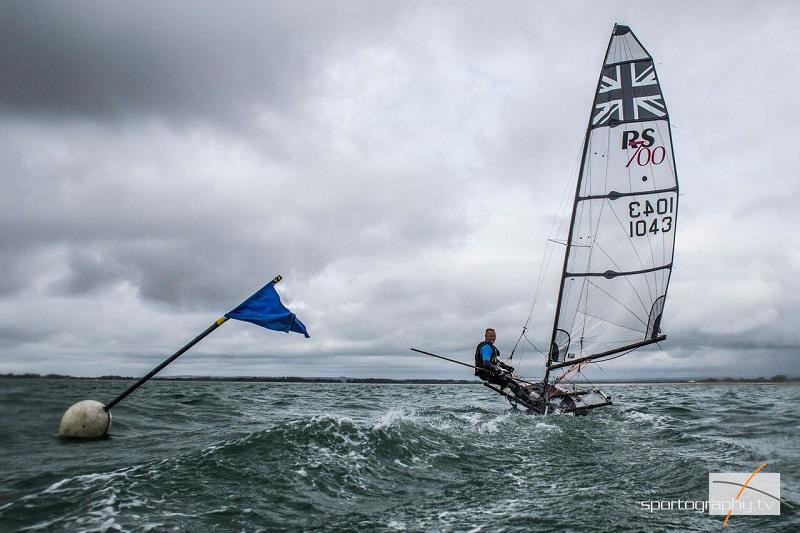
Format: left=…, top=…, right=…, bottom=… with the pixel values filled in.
left=474, top=328, right=527, bottom=399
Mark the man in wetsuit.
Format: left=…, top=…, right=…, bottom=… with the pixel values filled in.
left=474, top=328, right=528, bottom=399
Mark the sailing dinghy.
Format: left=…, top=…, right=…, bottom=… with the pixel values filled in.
left=415, top=24, right=678, bottom=414
left=522, top=23, right=678, bottom=413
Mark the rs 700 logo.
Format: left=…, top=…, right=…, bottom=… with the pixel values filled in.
left=623, top=128, right=665, bottom=167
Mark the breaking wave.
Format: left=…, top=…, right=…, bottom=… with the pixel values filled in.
left=1, top=381, right=797, bottom=531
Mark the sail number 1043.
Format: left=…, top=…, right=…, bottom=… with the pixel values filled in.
left=628, top=197, right=674, bottom=237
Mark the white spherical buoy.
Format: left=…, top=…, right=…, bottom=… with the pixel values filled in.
left=58, top=400, right=112, bottom=438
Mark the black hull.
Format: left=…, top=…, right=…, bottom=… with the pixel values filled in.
left=483, top=382, right=613, bottom=415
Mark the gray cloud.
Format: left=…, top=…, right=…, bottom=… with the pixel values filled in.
left=1, top=1, right=799, bottom=380
left=1, top=2, right=318, bottom=123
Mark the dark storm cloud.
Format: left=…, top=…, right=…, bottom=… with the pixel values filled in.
left=1, top=1, right=799, bottom=379
left=0, top=1, right=405, bottom=123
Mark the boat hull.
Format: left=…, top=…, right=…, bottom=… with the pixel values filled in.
left=483, top=382, right=612, bottom=415
left=544, top=386, right=613, bottom=414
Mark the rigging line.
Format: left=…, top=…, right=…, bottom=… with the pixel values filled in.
left=585, top=278, right=648, bottom=327
left=520, top=163, right=580, bottom=339
left=509, top=327, right=526, bottom=359
left=525, top=134, right=585, bottom=327
left=526, top=240, right=558, bottom=325
left=524, top=244, right=552, bottom=328
left=518, top=333, right=547, bottom=379
left=518, top=154, right=582, bottom=369
left=523, top=240, right=561, bottom=362
left=519, top=237, right=565, bottom=363
left=577, top=366, right=602, bottom=391
left=555, top=360, right=588, bottom=384
left=514, top=337, right=534, bottom=378
left=554, top=155, right=580, bottom=241
left=523, top=331, right=548, bottom=355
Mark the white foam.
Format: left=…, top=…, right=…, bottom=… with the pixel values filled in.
left=373, top=407, right=418, bottom=429
left=628, top=411, right=657, bottom=422
left=387, top=519, right=406, bottom=530
left=22, top=464, right=142, bottom=503
left=533, top=421, right=563, bottom=433
left=476, top=412, right=515, bottom=434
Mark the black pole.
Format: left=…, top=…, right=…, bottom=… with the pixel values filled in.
left=410, top=348, right=539, bottom=386
left=104, top=317, right=229, bottom=411
left=103, top=274, right=283, bottom=411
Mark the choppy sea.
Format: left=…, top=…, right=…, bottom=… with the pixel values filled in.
left=0, top=379, right=797, bottom=531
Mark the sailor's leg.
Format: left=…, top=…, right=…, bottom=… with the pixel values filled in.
left=487, top=375, right=505, bottom=390
left=508, top=380, right=533, bottom=402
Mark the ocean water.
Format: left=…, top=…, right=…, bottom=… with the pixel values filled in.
left=0, top=379, right=797, bottom=532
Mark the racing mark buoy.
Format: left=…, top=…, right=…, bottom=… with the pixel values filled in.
left=58, top=400, right=112, bottom=438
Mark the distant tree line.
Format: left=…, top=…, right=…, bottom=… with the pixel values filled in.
left=1, top=373, right=797, bottom=384
left=0, top=373, right=477, bottom=384
left=698, top=375, right=793, bottom=383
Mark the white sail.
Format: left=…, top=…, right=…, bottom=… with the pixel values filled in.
left=547, top=25, right=678, bottom=371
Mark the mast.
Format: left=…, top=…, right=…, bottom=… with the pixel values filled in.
left=543, top=25, right=619, bottom=386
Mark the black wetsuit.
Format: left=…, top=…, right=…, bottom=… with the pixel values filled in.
left=474, top=342, right=528, bottom=400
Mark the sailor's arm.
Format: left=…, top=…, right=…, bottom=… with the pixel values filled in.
left=498, top=361, right=515, bottom=373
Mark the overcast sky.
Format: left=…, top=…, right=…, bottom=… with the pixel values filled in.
left=1, top=1, right=798, bottom=380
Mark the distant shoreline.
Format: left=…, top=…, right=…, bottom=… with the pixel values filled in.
left=1, top=373, right=798, bottom=385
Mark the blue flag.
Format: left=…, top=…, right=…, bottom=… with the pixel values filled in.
left=224, top=281, right=309, bottom=337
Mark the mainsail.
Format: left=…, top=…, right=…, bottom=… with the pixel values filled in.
left=411, top=25, right=677, bottom=414
left=545, top=25, right=678, bottom=376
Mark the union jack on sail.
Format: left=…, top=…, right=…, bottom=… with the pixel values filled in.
left=592, top=60, right=666, bottom=127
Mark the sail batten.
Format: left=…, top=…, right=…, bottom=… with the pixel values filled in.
left=565, top=263, right=672, bottom=278
left=545, top=24, right=678, bottom=373
left=578, top=185, right=678, bottom=201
